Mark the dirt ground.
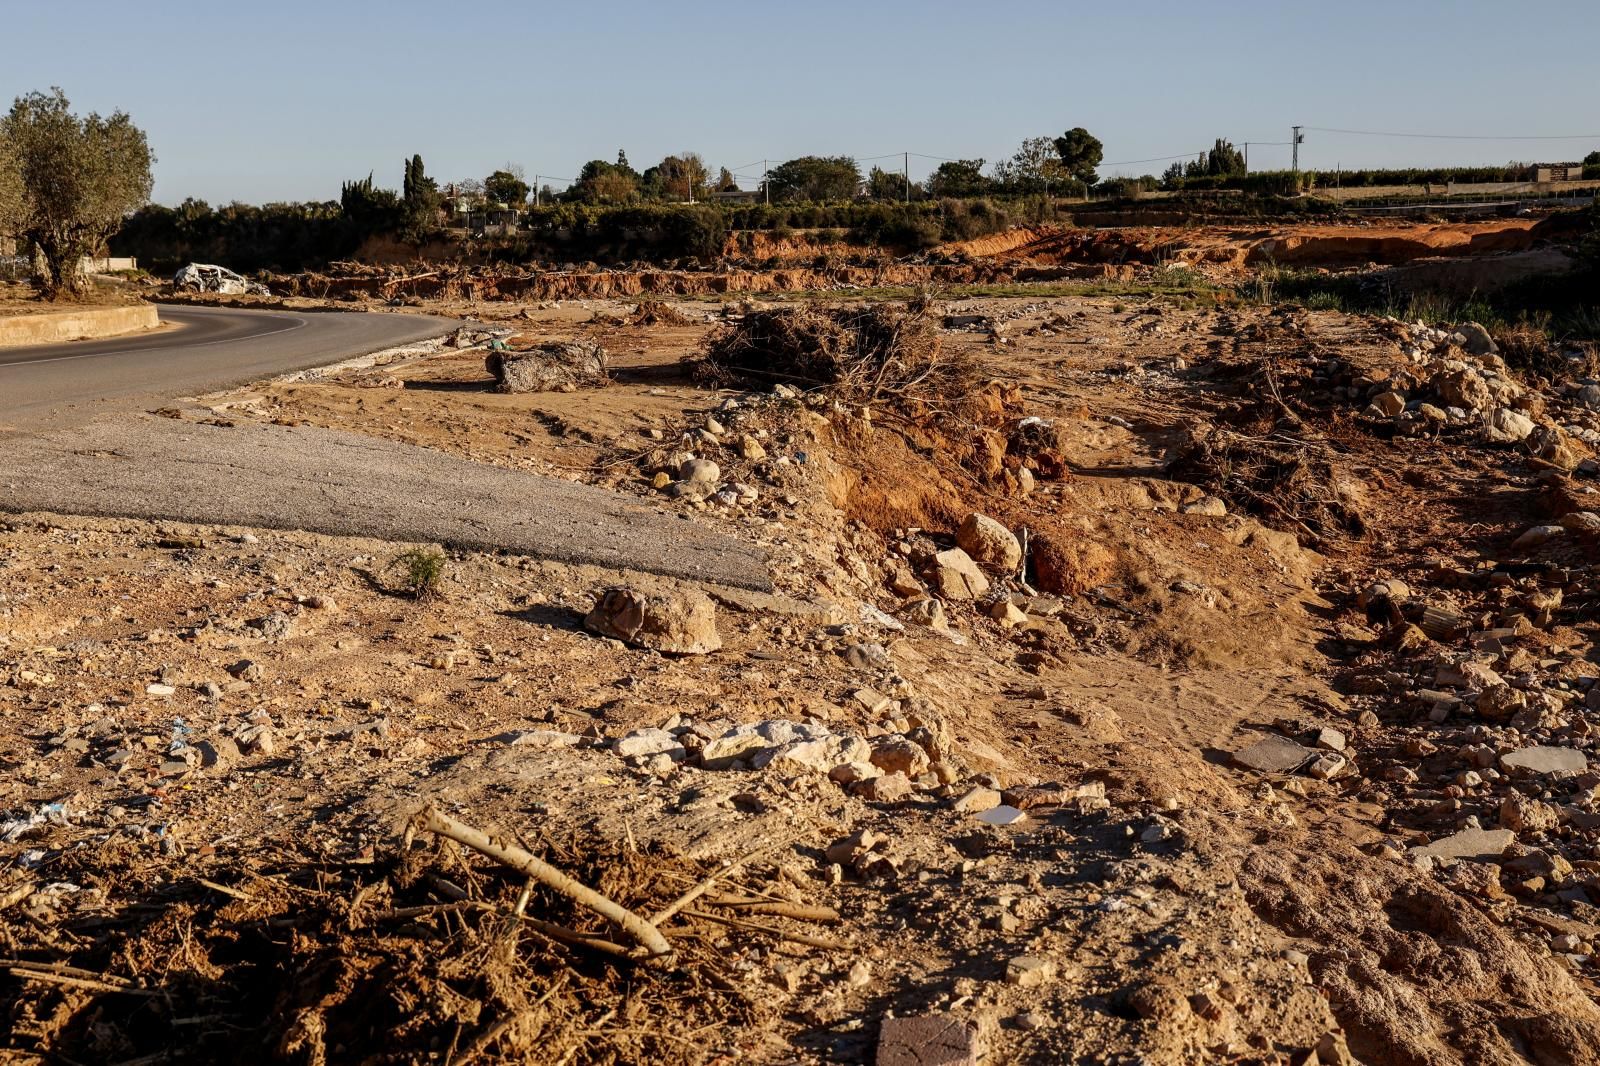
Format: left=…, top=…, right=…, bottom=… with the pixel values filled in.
left=0, top=279, right=144, bottom=317
left=6, top=240, right=1600, bottom=1063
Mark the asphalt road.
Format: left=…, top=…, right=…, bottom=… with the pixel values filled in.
left=0, top=304, right=453, bottom=429
left=0, top=304, right=772, bottom=591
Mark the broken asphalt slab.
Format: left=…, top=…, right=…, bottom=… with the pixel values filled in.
left=0, top=415, right=770, bottom=591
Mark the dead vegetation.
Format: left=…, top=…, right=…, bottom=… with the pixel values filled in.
left=693, top=304, right=978, bottom=404
left=0, top=808, right=848, bottom=1065
left=1165, top=421, right=1373, bottom=546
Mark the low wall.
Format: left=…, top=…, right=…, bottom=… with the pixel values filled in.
left=0, top=303, right=160, bottom=348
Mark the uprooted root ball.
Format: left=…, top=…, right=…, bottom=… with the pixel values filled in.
left=692, top=304, right=977, bottom=403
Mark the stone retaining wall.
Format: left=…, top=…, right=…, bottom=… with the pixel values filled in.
left=0, top=304, right=160, bottom=348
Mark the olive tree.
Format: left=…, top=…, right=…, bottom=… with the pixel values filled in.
left=2, top=89, right=154, bottom=298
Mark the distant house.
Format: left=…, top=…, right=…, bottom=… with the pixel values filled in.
left=1534, top=164, right=1584, bottom=182
left=711, top=188, right=760, bottom=204
left=467, top=208, right=522, bottom=235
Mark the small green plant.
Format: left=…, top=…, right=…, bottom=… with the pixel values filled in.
left=393, top=548, right=445, bottom=599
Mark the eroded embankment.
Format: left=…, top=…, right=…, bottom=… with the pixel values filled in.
left=269, top=260, right=1130, bottom=302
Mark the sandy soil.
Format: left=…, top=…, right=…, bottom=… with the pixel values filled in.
left=5, top=286, right=1600, bottom=1064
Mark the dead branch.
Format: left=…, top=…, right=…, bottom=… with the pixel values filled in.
left=414, top=807, right=673, bottom=958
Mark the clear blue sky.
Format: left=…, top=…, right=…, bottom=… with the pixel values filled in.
left=7, top=0, right=1599, bottom=204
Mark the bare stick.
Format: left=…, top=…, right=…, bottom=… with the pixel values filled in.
left=414, top=807, right=672, bottom=958
left=9, top=968, right=159, bottom=996
left=706, top=900, right=840, bottom=923
left=649, top=843, right=774, bottom=928
left=198, top=879, right=254, bottom=902
left=682, top=909, right=847, bottom=951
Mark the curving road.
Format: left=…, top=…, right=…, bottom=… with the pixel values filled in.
left=0, top=302, right=773, bottom=590
left=0, top=304, right=453, bottom=429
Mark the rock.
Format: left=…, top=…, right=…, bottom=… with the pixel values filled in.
left=1408, top=827, right=1515, bottom=863
left=1457, top=322, right=1498, bottom=356
left=1369, top=390, right=1407, bottom=418
left=679, top=458, right=721, bottom=486
left=584, top=587, right=722, bottom=655
left=901, top=598, right=949, bottom=630
left=869, top=736, right=930, bottom=778
left=145, top=683, right=175, bottom=697
left=1559, top=511, right=1600, bottom=535
left=486, top=341, right=606, bottom=392
left=975, top=805, right=1028, bottom=826
left=1315, top=727, right=1347, bottom=752
left=1499, top=746, right=1587, bottom=775
left=853, top=687, right=892, bottom=714
left=1180, top=496, right=1228, bottom=517
left=844, top=642, right=893, bottom=671
left=235, top=724, right=275, bottom=755
left=249, top=611, right=294, bottom=640
left=1511, top=524, right=1565, bottom=550
left=1230, top=734, right=1312, bottom=774
left=759, top=735, right=871, bottom=774
left=829, top=761, right=880, bottom=785
left=988, top=600, right=1027, bottom=627
left=1529, top=425, right=1580, bottom=470
left=956, top=513, right=1022, bottom=572
left=826, top=829, right=883, bottom=865
left=1435, top=660, right=1502, bottom=690
left=854, top=773, right=913, bottom=803
left=1357, top=578, right=1411, bottom=609
left=613, top=728, right=686, bottom=761
left=951, top=786, right=1002, bottom=813
left=1308, top=753, right=1348, bottom=781
left=1005, top=955, right=1057, bottom=988
left=699, top=731, right=772, bottom=769
left=1484, top=407, right=1535, bottom=444
left=737, top=435, right=766, bottom=462
left=928, top=548, right=990, bottom=601
left=1433, top=368, right=1491, bottom=411
left=1476, top=684, right=1527, bottom=721
left=875, top=1013, right=982, bottom=1066
left=1499, top=794, right=1559, bottom=833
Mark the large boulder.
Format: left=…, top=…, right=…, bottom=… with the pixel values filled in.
left=1432, top=368, right=1491, bottom=412
left=1456, top=322, right=1498, bottom=357
left=487, top=341, right=607, bottom=393
left=957, top=513, right=1023, bottom=572
left=1483, top=407, right=1534, bottom=444
left=584, top=586, right=722, bottom=654
left=927, top=548, right=990, bottom=601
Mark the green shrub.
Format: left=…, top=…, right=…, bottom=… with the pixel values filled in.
left=393, top=548, right=445, bottom=600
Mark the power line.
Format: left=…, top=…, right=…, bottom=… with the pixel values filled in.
left=1307, top=126, right=1600, bottom=141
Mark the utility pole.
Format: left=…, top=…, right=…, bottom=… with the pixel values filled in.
left=1243, top=142, right=1249, bottom=173
left=1291, top=126, right=1303, bottom=177
left=904, top=151, right=910, bottom=203
left=534, top=177, right=540, bottom=207
left=763, top=160, right=769, bottom=206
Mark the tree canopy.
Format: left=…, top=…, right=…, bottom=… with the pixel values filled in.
left=399, top=154, right=442, bottom=241
left=926, top=159, right=990, bottom=198
left=995, top=137, right=1068, bottom=194
left=569, top=159, right=638, bottom=204
left=1052, top=127, right=1103, bottom=185
left=642, top=153, right=709, bottom=202
left=1, top=88, right=153, bottom=298
left=765, top=156, right=860, bottom=203
left=484, top=168, right=530, bottom=208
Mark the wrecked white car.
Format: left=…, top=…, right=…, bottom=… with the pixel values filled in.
left=172, top=263, right=271, bottom=297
